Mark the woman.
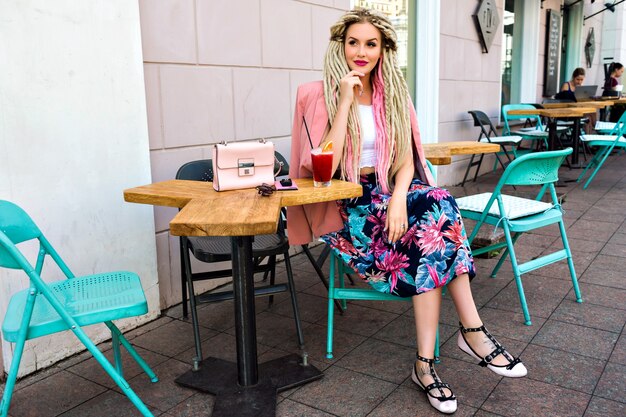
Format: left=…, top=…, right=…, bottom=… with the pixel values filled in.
left=603, top=62, right=624, bottom=96
left=556, top=67, right=585, bottom=101
left=288, top=9, right=526, bottom=414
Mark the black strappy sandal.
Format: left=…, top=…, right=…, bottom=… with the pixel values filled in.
left=457, top=322, right=527, bottom=378
left=411, top=353, right=457, bottom=414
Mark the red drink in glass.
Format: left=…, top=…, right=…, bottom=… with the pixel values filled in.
left=311, top=148, right=333, bottom=187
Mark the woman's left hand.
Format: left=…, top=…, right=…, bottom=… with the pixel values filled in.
left=385, top=193, right=409, bottom=244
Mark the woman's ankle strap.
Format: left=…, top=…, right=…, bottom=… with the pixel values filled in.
left=459, top=321, right=485, bottom=333
left=416, top=353, right=434, bottom=363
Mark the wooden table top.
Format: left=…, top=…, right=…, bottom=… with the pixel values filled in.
left=125, top=141, right=501, bottom=234
left=124, top=178, right=362, bottom=237
left=507, top=107, right=596, bottom=117
left=541, top=101, right=613, bottom=109
left=596, top=97, right=626, bottom=104
left=423, top=141, right=500, bottom=165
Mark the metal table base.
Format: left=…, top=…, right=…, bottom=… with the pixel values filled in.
left=175, top=236, right=322, bottom=416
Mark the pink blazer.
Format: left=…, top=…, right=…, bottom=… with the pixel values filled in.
left=287, top=81, right=435, bottom=245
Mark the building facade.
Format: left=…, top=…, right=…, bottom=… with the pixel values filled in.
left=1, top=0, right=624, bottom=375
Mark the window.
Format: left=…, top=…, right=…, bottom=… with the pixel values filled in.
left=501, top=0, right=515, bottom=105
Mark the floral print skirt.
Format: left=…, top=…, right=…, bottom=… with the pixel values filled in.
left=322, top=174, right=475, bottom=297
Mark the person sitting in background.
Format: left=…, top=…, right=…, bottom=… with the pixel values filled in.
left=555, top=67, right=586, bottom=102
left=556, top=67, right=598, bottom=132
left=602, top=62, right=624, bottom=97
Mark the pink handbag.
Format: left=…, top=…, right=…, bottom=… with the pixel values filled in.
left=212, top=140, right=277, bottom=191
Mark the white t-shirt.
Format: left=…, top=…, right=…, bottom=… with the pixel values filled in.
left=358, top=104, right=377, bottom=168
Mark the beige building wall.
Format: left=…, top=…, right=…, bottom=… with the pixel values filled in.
left=437, top=0, right=504, bottom=186
left=138, top=0, right=613, bottom=310
left=0, top=0, right=159, bottom=376
left=437, top=0, right=611, bottom=186
left=139, top=0, right=350, bottom=309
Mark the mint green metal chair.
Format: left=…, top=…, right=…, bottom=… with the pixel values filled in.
left=502, top=104, right=550, bottom=154
left=326, top=161, right=441, bottom=360
left=593, top=110, right=626, bottom=134
left=456, top=149, right=582, bottom=326
left=578, top=112, right=626, bottom=189
left=0, top=200, right=157, bottom=417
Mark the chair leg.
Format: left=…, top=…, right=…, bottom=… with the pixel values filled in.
left=301, top=244, right=345, bottom=314
left=557, top=221, right=583, bottom=303
left=490, top=232, right=522, bottom=278
left=283, top=250, right=305, bottom=349
left=473, top=154, right=485, bottom=182
left=268, top=255, right=277, bottom=307
left=111, top=328, right=123, bottom=376
left=502, top=225, right=532, bottom=326
left=0, top=291, right=36, bottom=417
left=70, top=326, right=155, bottom=416
left=461, top=154, right=477, bottom=186
left=179, top=237, right=188, bottom=318
left=326, top=252, right=337, bottom=359
left=182, top=239, right=203, bottom=369
left=338, top=260, right=347, bottom=310
left=583, top=145, right=615, bottom=189
left=577, top=149, right=601, bottom=183
left=0, top=335, right=26, bottom=417
left=494, top=150, right=509, bottom=171
left=317, top=244, right=331, bottom=265
left=105, top=322, right=158, bottom=382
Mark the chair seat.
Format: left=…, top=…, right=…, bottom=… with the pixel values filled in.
left=513, top=129, right=548, bottom=138
left=580, top=134, right=626, bottom=145
left=479, top=136, right=523, bottom=144
left=595, top=121, right=616, bottom=132
left=557, top=118, right=588, bottom=126
left=188, top=233, right=287, bottom=262
left=2, top=272, right=148, bottom=342
left=457, top=192, right=554, bottom=219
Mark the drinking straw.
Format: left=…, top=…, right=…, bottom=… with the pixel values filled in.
left=302, top=116, right=314, bottom=149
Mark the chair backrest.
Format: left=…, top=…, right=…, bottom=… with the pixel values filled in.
left=0, top=200, right=73, bottom=279
left=468, top=110, right=497, bottom=140
left=425, top=159, right=437, bottom=182
left=176, top=159, right=214, bottom=181
left=176, top=151, right=290, bottom=181
left=274, top=151, right=290, bottom=176
left=496, top=148, right=572, bottom=187
left=0, top=201, right=42, bottom=269
left=502, top=103, right=543, bottom=134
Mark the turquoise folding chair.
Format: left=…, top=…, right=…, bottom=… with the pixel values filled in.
left=0, top=200, right=157, bottom=417
left=593, top=110, right=626, bottom=134
left=456, top=149, right=582, bottom=326
left=578, top=113, right=626, bottom=189
left=502, top=104, right=550, bottom=154
left=326, top=161, right=441, bottom=360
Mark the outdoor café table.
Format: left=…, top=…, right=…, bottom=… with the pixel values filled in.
left=422, top=141, right=501, bottom=165
left=124, top=178, right=362, bottom=417
left=507, top=107, right=595, bottom=167
left=541, top=101, right=614, bottom=109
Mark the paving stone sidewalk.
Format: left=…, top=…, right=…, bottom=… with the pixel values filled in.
left=4, top=156, right=626, bottom=416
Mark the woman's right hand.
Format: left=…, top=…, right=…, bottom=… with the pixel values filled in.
left=338, top=70, right=365, bottom=108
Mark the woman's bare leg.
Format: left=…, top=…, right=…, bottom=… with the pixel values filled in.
left=412, top=288, right=451, bottom=396
left=446, top=273, right=509, bottom=366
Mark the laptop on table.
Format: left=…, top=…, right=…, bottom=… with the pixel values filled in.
left=573, top=85, right=599, bottom=101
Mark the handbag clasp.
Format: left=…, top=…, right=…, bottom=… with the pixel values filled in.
left=238, top=158, right=255, bottom=176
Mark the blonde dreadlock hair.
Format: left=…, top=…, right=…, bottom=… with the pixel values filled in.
left=323, top=8, right=412, bottom=193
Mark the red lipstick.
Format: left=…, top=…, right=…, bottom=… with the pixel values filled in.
left=354, top=60, right=368, bottom=67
